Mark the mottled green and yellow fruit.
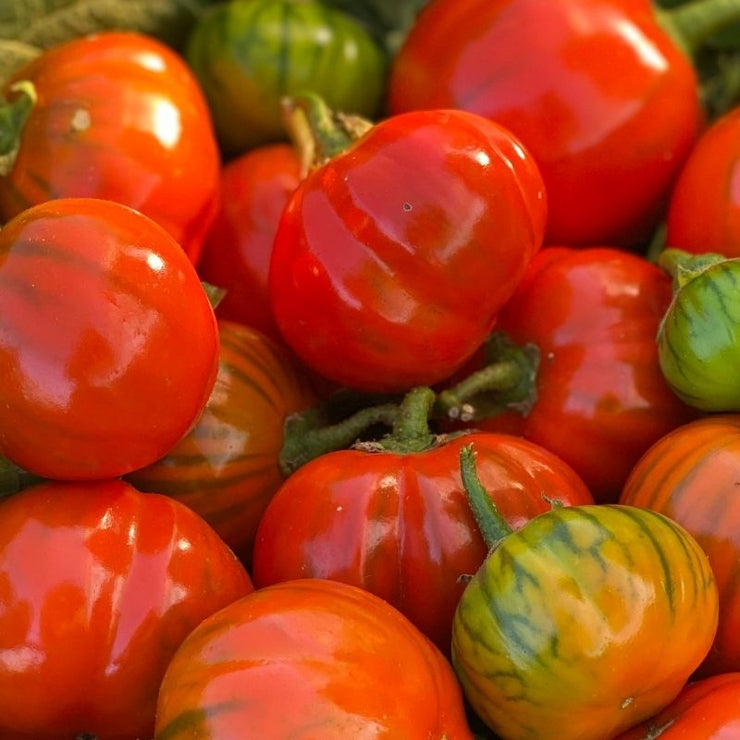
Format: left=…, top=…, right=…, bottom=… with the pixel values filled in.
left=451, top=447, right=718, bottom=740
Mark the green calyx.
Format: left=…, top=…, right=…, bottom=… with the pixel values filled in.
left=435, top=332, right=540, bottom=423
left=657, top=247, right=728, bottom=290
left=0, top=80, right=36, bottom=176
left=278, top=331, right=540, bottom=476
left=282, top=91, right=374, bottom=176
left=377, top=385, right=439, bottom=454
left=279, top=398, right=400, bottom=477
left=279, top=386, right=443, bottom=477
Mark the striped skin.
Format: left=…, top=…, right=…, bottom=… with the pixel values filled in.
left=186, top=0, right=386, bottom=155
left=154, top=579, right=474, bottom=740
left=451, top=504, right=718, bottom=740
left=126, top=320, right=317, bottom=565
left=657, top=259, right=740, bottom=411
left=620, top=414, right=740, bottom=677
left=252, top=431, right=593, bottom=656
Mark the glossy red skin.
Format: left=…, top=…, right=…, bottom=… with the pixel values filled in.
left=0, top=31, right=221, bottom=264
left=269, top=108, right=547, bottom=392
left=666, top=105, right=740, bottom=258
left=388, top=0, right=702, bottom=247
left=251, top=431, right=593, bottom=654
left=616, top=673, right=740, bottom=739
left=0, top=197, right=220, bottom=480
left=0, top=478, right=253, bottom=740
left=620, top=415, right=740, bottom=678
left=197, top=144, right=302, bottom=342
left=467, top=247, right=697, bottom=503
left=155, top=579, right=474, bottom=739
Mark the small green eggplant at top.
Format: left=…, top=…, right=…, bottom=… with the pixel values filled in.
left=657, top=248, right=740, bottom=412
left=186, top=0, right=387, bottom=157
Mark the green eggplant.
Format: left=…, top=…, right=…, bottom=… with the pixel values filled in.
left=657, top=248, right=740, bottom=411
left=186, top=0, right=386, bottom=156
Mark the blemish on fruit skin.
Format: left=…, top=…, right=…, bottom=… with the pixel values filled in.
left=403, top=202, right=412, bottom=212
left=621, top=696, right=634, bottom=709
left=70, top=108, right=91, bottom=133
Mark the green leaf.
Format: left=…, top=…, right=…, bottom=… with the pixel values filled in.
left=655, top=0, right=740, bottom=119
left=0, top=0, right=71, bottom=40
left=697, top=48, right=740, bottom=118
left=706, top=20, right=740, bottom=50
left=0, top=0, right=219, bottom=53
left=0, top=39, right=41, bottom=86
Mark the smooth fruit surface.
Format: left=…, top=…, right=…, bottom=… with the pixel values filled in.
left=0, top=197, right=219, bottom=480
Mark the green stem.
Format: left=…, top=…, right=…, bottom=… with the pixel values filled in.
left=279, top=335, right=539, bottom=477
left=281, top=92, right=373, bottom=176
left=459, top=444, right=512, bottom=550
left=279, top=401, right=399, bottom=477
left=644, top=221, right=667, bottom=264
left=0, top=80, right=36, bottom=176
left=657, top=247, right=728, bottom=289
left=434, top=332, right=539, bottom=422
left=383, top=386, right=437, bottom=454
left=279, top=385, right=444, bottom=476
left=657, top=0, right=740, bottom=56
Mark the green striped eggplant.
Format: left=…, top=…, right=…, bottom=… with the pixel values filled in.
left=657, top=248, right=740, bottom=411
left=125, top=319, right=318, bottom=565
left=186, top=0, right=386, bottom=155
left=451, top=446, right=718, bottom=740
